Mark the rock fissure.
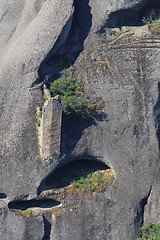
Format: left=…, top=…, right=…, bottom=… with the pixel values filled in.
left=134, top=186, right=152, bottom=228
left=37, top=0, right=92, bottom=89
left=54, top=0, right=92, bottom=56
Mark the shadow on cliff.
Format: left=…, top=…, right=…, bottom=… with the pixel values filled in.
left=99, top=0, right=160, bottom=33
left=36, top=0, right=92, bottom=84
left=59, top=110, right=107, bottom=157
left=154, top=82, right=160, bottom=149
left=60, top=114, right=96, bottom=158
left=42, top=216, right=51, bottom=240
left=56, top=0, right=92, bottom=56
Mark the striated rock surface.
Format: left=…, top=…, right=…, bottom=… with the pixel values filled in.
left=1, top=0, right=160, bottom=239
left=0, top=0, right=74, bottom=197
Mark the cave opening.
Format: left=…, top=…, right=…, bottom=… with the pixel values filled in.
left=37, top=159, right=113, bottom=195
left=0, top=193, right=7, bottom=199
left=8, top=199, right=61, bottom=211
left=99, top=0, right=160, bottom=32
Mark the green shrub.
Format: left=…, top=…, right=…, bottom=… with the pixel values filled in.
left=142, top=16, right=160, bottom=31
left=137, top=222, right=160, bottom=240
left=62, top=95, right=91, bottom=116
left=50, top=77, right=83, bottom=97
left=37, top=108, right=42, bottom=118
left=36, top=119, right=40, bottom=127
left=149, top=18, right=160, bottom=34
left=142, top=16, right=154, bottom=25
left=110, top=30, right=116, bottom=36
left=50, top=77, right=92, bottom=117
left=67, top=169, right=114, bottom=194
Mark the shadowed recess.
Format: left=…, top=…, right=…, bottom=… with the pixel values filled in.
left=154, top=82, right=160, bottom=150
left=42, top=216, right=51, bottom=240
left=8, top=199, right=61, bottom=210
left=0, top=193, right=7, bottom=199
left=134, top=186, right=152, bottom=229
left=60, top=114, right=97, bottom=157
left=99, top=0, right=160, bottom=33
left=36, top=0, right=92, bottom=86
left=134, top=196, right=148, bottom=227
left=37, top=159, right=111, bottom=195
left=56, top=0, right=92, bottom=56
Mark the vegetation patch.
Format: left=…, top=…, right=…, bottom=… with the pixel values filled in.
left=150, top=18, right=160, bottom=34
left=50, top=76, right=92, bottom=117
left=88, top=100, right=104, bottom=111
left=142, top=16, right=160, bottom=34
left=69, top=169, right=114, bottom=194
left=11, top=209, right=33, bottom=219
left=137, top=222, right=160, bottom=240
left=41, top=169, right=114, bottom=198
left=35, top=105, right=42, bottom=127
left=110, top=30, right=117, bottom=37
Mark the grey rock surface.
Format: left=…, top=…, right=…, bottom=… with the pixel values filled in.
left=1, top=0, right=160, bottom=239
left=57, top=29, right=160, bottom=239
left=89, top=0, right=142, bottom=33
left=144, top=170, right=160, bottom=224
left=0, top=205, right=44, bottom=240
left=0, top=0, right=74, bottom=238
left=0, top=0, right=74, bottom=197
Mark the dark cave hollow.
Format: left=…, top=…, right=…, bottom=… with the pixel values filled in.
left=37, top=159, right=110, bottom=195
left=99, top=0, right=160, bottom=33
left=8, top=199, right=61, bottom=211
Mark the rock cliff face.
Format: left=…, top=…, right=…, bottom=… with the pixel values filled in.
left=1, top=0, right=160, bottom=239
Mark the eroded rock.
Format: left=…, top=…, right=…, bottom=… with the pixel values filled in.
left=1, top=0, right=160, bottom=239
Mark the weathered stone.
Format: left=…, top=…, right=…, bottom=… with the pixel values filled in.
left=0, top=207, right=44, bottom=240
left=144, top=172, right=160, bottom=224
left=40, top=91, right=62, bottom=160
left=1, top=0, right=160, bottom=239
left=0, top=0, right=74, bottom=238
left=58, top=30, right=160, bottom=239
left=0, top=0, right=74, bottom=197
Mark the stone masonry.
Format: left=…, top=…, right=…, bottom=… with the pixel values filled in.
left=39, top=85, right=62, bottom=160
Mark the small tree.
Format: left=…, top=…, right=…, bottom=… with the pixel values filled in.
left=137, top=222, right=160, bottom=240
left=50, top=76, right=92, bottom=117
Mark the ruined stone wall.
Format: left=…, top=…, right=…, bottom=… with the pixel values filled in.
left=40, top=87, right=62, bottom=160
